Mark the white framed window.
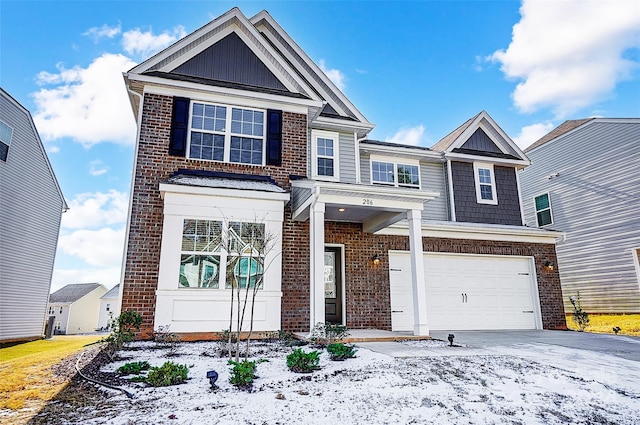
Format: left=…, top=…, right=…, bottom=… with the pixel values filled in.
left=187, top=101, right=265, bottom=166
left=0, top=120, right=12, bottom=162
left=534, top=193, right=553, bottom=227
left=473, top=162, right=497, bottom=205
left=179, top=219, right=265, bottom=289
left=311, top=130, right=339, bottom=181
left=370, top=157, right=420, bottom=188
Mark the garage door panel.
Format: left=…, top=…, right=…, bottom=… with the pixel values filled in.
left=389, top=252, right=539, bottom=331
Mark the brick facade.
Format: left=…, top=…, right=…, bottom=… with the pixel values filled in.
left=121, top=93, right=308, bottom=337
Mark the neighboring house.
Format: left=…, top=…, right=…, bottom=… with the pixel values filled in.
left=120, top=8, right=566, bottom=339
left=47, top=283, right=107, bottom=334
left=98, top=284, right=120, bottom=330
left=0, top=88, right=67, bottom=344
left=520, top=118, right=640, bottom=314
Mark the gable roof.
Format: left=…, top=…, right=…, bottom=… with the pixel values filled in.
left=430, top=111, right=530, bottom=167
left=101, top=284, right=120, bottom=300
left=524, top=118, right=595, bottom=153
left=124, top=8, right=372, bottom=132
left=49, top=283, right=104, bottom=303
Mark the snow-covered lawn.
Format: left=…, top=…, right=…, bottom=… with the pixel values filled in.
left=74, top=339, right=640, bottom=424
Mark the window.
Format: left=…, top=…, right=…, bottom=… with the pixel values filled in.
left=535, top=193, right=553, bottom=226
left=188, top=102, right=265, bottom=165
left=106, top=303, right=111, bottom=312
left=473, top=163, right=497, bottom=204
left=371, top=158, right=420, bottom=188
left=59, top=307, right=63, bottom=314
left=312, top=130, right=339, bottom=180
left=178, top=219, right=265, bottom=289
left=0, top=120, right=12, bottom=162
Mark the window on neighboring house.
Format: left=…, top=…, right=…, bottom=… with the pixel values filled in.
left=59, top=307, right=63, bottom=314
left=371, top=158, right=420, bottom=188
left=178, top=219, right=265, bottom=289
left=311, top=130, right=339, bottom=180
left=187, top=102, right=265, bottom=165
left=473, top=163, right=497, bottom=204
left=534, top=193, right=553, bottom=227
left=106, top=303, right=111, bottom=312
left=0, top=120, right=12, bottom=162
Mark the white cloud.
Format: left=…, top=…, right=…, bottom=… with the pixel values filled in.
left=51, top=267, right=121, bottom=293
left=489, top=0, right=640, bottom=117
left=32, top=53, right=137, bottom=146
left=319, top=59, right=346, bottom=91
left=122, top=26, right=186, bottom=58
left=62, top=190, right=129, bottom=230
left=385, top=125, right=426, bottom=146
left=89, top=159, right=109, bottom=176
left=513, top=122, right=555, bottom=150
left=84, top=23, right=122, bottom=42
left=58, top=227, right=126, bottom=268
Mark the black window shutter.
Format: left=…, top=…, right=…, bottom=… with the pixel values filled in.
left=266, top=109, right=282, bottom=166
left=169, top=97, right=190, bottom=157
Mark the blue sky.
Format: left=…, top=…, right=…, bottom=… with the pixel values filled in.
left=2, top=1, right=639, bottom=292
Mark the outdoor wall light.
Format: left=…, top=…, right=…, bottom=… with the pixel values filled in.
left=372, top=254, right=381, bottom=266
left=544, top=261, right=554, bottom=271
left=338, top=208, right=346, bottom=212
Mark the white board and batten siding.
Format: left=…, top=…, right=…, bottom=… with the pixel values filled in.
left=389, top=251, right=542, bottom=331
left=0, top=89, right=66, bottom=342
left=520, top=120, right=640, bottom=313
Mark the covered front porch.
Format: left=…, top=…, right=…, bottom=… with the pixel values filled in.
left=290, top=179, right=439, bottom=336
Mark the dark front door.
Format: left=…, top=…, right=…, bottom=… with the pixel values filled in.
left=324, top=247, right=343, bottom=324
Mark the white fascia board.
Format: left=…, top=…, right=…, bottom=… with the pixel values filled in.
left=312, top=115, right=375, bottom=133
left=378, top=221, right=565, bottom=244
left=132, top=75, right=321, bottom=112
left=444, top=152, right=530, bottom=168
left=250, top=12, right=371, bottom=125
left=159, top=182, right=290, bottom=202
left=359, top=142, right=443, bottom=161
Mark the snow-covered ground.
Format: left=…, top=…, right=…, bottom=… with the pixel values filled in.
left=64, top=337, right=640, bottom=425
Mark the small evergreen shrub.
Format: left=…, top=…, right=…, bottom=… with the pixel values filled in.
left=228, top=360, right=257, bottom=388
left=326, top=343, right=357, bottom=361
left=144, top=361, right=189, bottom=387
left=286, top=348, right=320, bottom=373
left=117, top=361, right=150, bottom=375
left=570, top=292, right=590, bottom=331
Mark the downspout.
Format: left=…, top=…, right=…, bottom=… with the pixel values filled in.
left=515, top=168, right=526, bottom=226
left=446, top=159, right=456, bottom=222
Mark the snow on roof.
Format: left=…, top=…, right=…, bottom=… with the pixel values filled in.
left=165, top=174, right=286, bottom=193
left=101, top=284, right=120, bottom=299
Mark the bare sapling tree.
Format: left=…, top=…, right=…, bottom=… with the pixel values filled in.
left=222, top=216, right=279, bottom=362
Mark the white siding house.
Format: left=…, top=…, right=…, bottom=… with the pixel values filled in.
left=47, top=283, right=108, bottom=334
left=0, top=88, right=67, bottom=343
left=98, top=284, right=120, bottom=330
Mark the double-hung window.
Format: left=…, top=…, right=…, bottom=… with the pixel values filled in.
left=311, top=130, right=339, bottom=181
left=0, top=120, right=12, bottom=162
left=371, top=157, right=420, bottom=188
left=534, top=193, right=553, bottom=227
left=473, top=162, right=497, bottom=204
left=188, top=101, right=265, bottom=165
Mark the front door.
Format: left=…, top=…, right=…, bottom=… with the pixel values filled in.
left=324, top=247, right=343, bottom=324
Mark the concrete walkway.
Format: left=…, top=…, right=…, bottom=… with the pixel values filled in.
left=357, top=330, right=640, bottom=362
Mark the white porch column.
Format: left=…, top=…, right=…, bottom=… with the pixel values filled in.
left=309, top=201, right=326, bottom=330
left=408, top=209, right=429, bottom=335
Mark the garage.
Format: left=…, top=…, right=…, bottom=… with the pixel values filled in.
left=389, top=251, right=541, bottom=331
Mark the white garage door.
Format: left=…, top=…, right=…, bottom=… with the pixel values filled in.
left=389, top=252, right=540, bottom=331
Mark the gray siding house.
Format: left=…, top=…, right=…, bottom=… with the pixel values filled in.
left=520, top=118, right=640, bottom=313
left=0, top=88, right=67, bottom=343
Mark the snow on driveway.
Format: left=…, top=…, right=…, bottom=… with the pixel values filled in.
left=73, top=339, right=639, bottom=424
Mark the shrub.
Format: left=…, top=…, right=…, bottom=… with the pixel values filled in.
left=570, top=292, right=590, bottom=331
left=308, top=322, right=349, bottom=347
left=144, top=361, right=189, bottom=387
left=117, top=361, right=150, bottom=375
left=326, top=343, right=357, bottom=361
left=102, top=310, right=143, bottom=360
left=228, top=360, right=256, bottom=388
left=153, top=325, right=181, bottom=355
left=286, top=348, right=320, bottom=373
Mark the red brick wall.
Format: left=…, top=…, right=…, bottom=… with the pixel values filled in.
left=324, top=222, right=567, bottom=331
left=121, top=93, right=308, bottom=337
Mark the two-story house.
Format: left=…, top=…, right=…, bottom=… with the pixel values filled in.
left=520, top=118, right=640, bottom=314
left=120, top=8, right=566, bottom=339
left=47, top=283, right=107, bottom=335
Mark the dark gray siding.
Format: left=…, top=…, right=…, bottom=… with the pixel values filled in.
left=171, top=32, right=287, bottom=90
left=0, top=92, right=64, bottom=342
left=520, top=121, right=640, bottom=313
left=451, top=161, right=522, bottom=225
left=460, top=128, right=501, bottom=153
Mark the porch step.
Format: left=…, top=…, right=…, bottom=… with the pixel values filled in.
left=294, top=329, right=432, bottom=343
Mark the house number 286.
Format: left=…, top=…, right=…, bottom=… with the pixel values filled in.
left=362, top=199, right=373, bottom=206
